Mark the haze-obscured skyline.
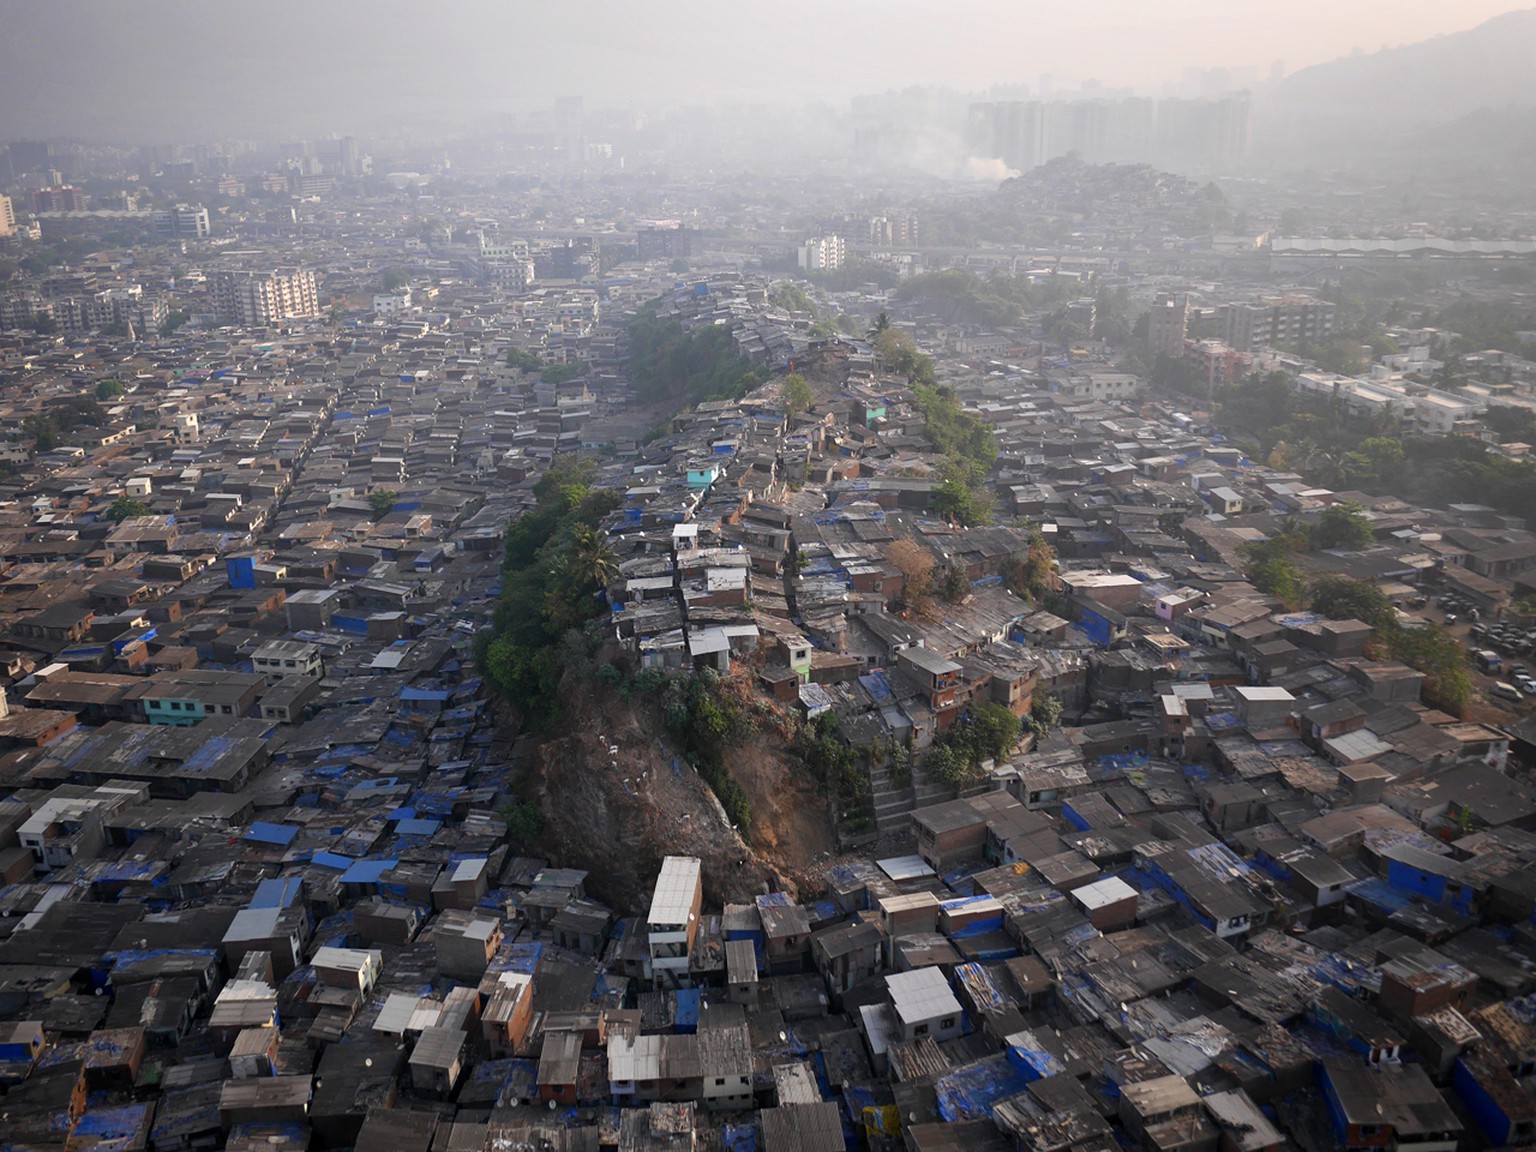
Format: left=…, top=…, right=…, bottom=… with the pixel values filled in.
left=2, top=0, right=1530, bottom=140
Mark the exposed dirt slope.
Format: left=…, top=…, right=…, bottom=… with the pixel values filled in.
left=520, top=679, right=835, bottom=912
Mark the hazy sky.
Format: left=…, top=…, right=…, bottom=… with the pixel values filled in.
left=1, top=0, right=1529, bottom=140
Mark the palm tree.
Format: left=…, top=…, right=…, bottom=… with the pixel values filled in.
left=866, top=311, right=891, bottom=342
left=566, top=524, right=618, bottom=592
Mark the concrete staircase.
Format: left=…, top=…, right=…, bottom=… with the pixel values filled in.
left=866, top=757, right=960, bottom=834
left=867, top=758, right=916, bottom=834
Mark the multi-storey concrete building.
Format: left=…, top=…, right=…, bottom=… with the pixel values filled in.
left=153, top=203, right=211, bottom=239
left=797, top=235, right=845, bottom=272
left=211, top=268, right=319, bottom=326
left=1220, top=294, right=1335, bottom=352
left=1149, top=292, right=1188, bottom=359
left=646, top=855, right=702, bottom=988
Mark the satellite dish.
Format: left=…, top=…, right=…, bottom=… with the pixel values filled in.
left=364, top=1057, right=373, bottom=1068
left=778, top=1031, right=787, bottom=1043
left=548, top=1099, right=558, bottom=1111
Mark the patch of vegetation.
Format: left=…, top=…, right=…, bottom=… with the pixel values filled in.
left=925, top=702, right=1022, bottom=787
left=1309, top=575, right=1471, bottom=712
left=781, top=372, right=813, bottom=418
left=627, top=302, right=762, bottom=409
left=912, top=384, right=996, bottom=526
left=106, top=495, right=150, bottom=522
left=1217, top=370, right=1536, bottom=524
left=505, top=347, right=543, bottom=372
left=662, top=670, right=755, bottom=829
left=481, top=458, right=621, bottom=730
left=892, top=268, right=1036, bottom=328
left=1028, top=694, right=1063, bottom=741
left=368, top=489, right=398, bottom=519
left=540, top=362, right=583, bottom=384
left=1242, top=536, right=1306, bottom=607
left=793, top=712, right=871, bottom=830
left=1004, top=529, right=1058, bottom=604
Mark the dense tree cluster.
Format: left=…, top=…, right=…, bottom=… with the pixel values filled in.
left=912, top=384, right=996, bottom=526
left=925, top=702, right=1023, bottom=787
left=627, top=304, right=762, bottom=409
left=481, top=459, right=621, bottom=728
left=1218, top=371, right=1536, bottom=523
left=1306, top=575, right=1471, bottom=713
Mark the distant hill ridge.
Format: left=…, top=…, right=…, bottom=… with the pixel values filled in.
left=1265, top=8, right=1536, bottom=129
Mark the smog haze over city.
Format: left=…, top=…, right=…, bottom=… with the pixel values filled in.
left=6, top=4, right=1536, bottom=1151
left=0, top=0, right=1532, bottom=137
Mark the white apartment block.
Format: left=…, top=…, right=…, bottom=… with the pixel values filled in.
left=798, top=235, right=846, bottom=272
left=212, top=268, right=320, bottom=326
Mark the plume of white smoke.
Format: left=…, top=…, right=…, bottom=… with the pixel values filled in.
left=895, top=124, right=1019, bottom=182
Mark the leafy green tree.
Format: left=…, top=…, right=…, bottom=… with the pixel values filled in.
left=669, top=257, right=690, bottom=274
left=1309, top=502, right=1374, bottom=551
left=505, top=347, right=542, bottom=372
left=1006, top=530, right=1057, bottom=602
left=931, top=474, right=991, bottom=527
left=969, top=702, right=1023, bottom=763
left=866, top=310, right=891, bottom=340
left=22, top=414, right=58, bottom=451
left=1028, top=693, right=1064, bottom=739
left=1389, top=625, right=1472, bottom=714
left=935, top=565, right=970, bottom=602
left=369, top=489, right=398, bottom=519
left=541, top=362, right=583, bottom=384
left=781, top=372, right=813, bottom=419
left=1053, top=319, right=1085, bottom=356
left=378, top=267, right=409, bottom=291
left=107, top=494, right=150, bottom=522
left=563, top=523, right=618, bottom=593
left=160, top=310, right=189, bottom=336
left=1340, top=438, right=1405, bottom=490
left=95, top=380, right=124, bottom=400
left=1243, top=538, right=1305, bottom=606
left=1310, top=576, right=1395, bottom=629
left=924, top=743, right=972, bottom=787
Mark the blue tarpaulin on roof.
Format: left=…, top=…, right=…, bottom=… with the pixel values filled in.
left=340, top=858, right=397, bottom=885
left=675, top=988, right=699, bottom=1033
left=244, top=821, right=298, bottom=846
left=935, top=1054, right=1030, bottom=1122
left=251, top=876, right=305, bottom=909
left=394, top=818, right=441, bottom=836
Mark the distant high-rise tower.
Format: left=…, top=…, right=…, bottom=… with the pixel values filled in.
left=1149, top=293, right=1189, bottom=359
left=31, top=185, right=87, bottom=212
left=0, top=195, right=15, bottom=238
